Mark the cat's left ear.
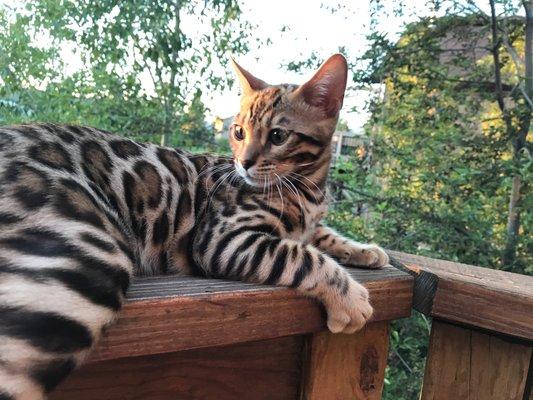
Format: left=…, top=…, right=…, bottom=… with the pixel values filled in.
left=230, top=57, right=268, bottom=95
left=294, top=54, right=348, bottom=118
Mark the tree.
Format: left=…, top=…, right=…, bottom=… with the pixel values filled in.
left=488, top=0, right=532, bottom=265
left=0, top=7, right=60, bottom=122
left=1, top=1, right=255, bottom=147
left=308, top=2, right=531, bottom=398
left=348, top=1, right=532, bottom=273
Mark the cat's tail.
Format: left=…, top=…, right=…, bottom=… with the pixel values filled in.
left=0, top=217, right=134, bottom=399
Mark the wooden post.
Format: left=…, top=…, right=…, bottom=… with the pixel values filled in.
left=300, top=321, right=390, bottom=400
left=421, top=320, right=532, bottom=400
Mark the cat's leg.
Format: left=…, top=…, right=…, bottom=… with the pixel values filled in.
left=0, top=185, right=134, bottom=398
left=193, top=227, right=373, bottom=334
left=312, top=224, right=389, bottom=268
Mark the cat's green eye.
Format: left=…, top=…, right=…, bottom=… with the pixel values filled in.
left=269, top=129, right=288, bottom=146
left=233, top=125, right=244, bottom=141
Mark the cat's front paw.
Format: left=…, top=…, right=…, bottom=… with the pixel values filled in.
left=324, top=279, right=373, bottom=334
left=341, top=244, right=389, bottom=269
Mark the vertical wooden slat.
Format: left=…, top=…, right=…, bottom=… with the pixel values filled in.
left=422, top=320, right=532, bottom=400
left=300, top=321, right=390, bottom=400
left=524, top=352, right=533, bottom=400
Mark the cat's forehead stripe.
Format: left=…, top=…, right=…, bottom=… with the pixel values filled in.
left=245, top=88, right=284, bottom=128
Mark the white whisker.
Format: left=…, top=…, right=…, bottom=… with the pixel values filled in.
left=282, top=176, right=305, bottom=224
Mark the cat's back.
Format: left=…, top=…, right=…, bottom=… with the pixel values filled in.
left=0, top=123, right=205, bottom=276
left=0, top=124, right=135, bottom=228
left=0, top=123, right=146, bottom=179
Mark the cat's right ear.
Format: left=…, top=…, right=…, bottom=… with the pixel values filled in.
left=293, top=54, right=348, bottom=119
left=230, top=57, right=268, bottom=95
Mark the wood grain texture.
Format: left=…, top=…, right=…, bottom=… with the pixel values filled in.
left=422, top=320, right=532, bottom=400
left=300, top=321, right=390, bottom=400
left=91, top=265, right=412, bottom=361
left=390, top=250, right=533, bottom=340
left=52, top=336, right=303, bottom=400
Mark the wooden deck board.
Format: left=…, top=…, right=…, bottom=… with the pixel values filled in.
left=390, top=251, right=533, bottom=340
left=421, top=321, right=532, bottom=400
left=91, top=265, right=413, bottom=362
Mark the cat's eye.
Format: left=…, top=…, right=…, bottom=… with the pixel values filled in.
left=233, top=125, right=244, bottom=141
left=269, top=129, right=288, bottom=146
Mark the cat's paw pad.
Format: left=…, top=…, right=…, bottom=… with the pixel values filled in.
left=325, top=280, right=373, bottom=334
left=342, top=244, right=389, bottom=269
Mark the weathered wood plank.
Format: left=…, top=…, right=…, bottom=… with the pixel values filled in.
left=421, top=320, right=532, bottom=400
left=91, top=266, right=412, bottom=361
left=390, top=251, right=533, bottom=340
left=52, top=336, right=303, bottom=400
left=300, top=321, right=390, bottom=400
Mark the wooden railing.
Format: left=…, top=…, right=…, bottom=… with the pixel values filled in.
left=51, top=252, right=532, bottom=400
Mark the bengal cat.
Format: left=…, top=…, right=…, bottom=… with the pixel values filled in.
left=0, top=54, right=389, bottom=399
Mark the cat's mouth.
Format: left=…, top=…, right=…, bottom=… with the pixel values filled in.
left=238, top=170, right=271, bottom=187
left=234, top=161, right=277, bottom=188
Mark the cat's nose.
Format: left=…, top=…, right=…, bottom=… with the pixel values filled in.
left=241, top=159, right=255, bottom=170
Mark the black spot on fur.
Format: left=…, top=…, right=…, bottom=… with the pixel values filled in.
left=0, top=307, right=93, bottom=353
left=0, top=262, right=122, bottom=311
left=245, top=238, right=272, bottom=279
left=264, top=244, right=289, bottom=285
left=138, top=218, right=148, bottom=245
left=152, top=212, right=169, bottom=245
left=57, top=130, right=75, bottom=143
left=272, top=95, right=282, bottom=109
left=80, top=140, right=114, bottom=189
left=133, top=160, right=162, bottom=209
left=4, top=162, right=51, bottom=210
left=225, top=233, right=263, bottom=276
left=0, top=131, right=15, bottom=151
left=116, top=240, right=136, bottom=264
left=32, top=358, right=76, bottom=392
left=159, top=251, right=169, bottom=274
left=233, top=255, right=250, bottom=277
left=110, top=139, right=142, bottom=159
left=80, top=232, right=116, bottom=253
left=136, top=200, right=145, bottom=214
left=188, top=154, right=209, bottom=174
left=65, top=125, right=86, bottom=136
left=173, top=190, right=192, bottom=233
left=16, top=125, right=42, bottom=140
left=157, top=148, right=189, bottom=184
left=0, top=212, right=22, bottom=224
left=294, top=131, right=324, bottom=147
left=0, top=228, right=130, bottom=297
left=54, top=179, right=105, bottom=230
left=122, top=171, right=141, bottom=235
left=28, top=141, right=75, bottom=172
left=291, top=250, right=313, bottom=288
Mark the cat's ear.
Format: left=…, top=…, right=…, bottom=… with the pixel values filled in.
left=230, top=57, right=268, bottom=95
left=294, top=54, right=348, bottom=118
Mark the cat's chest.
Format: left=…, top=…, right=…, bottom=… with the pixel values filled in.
left=287, top=201, right=328, bottom=243
left=246, top=194, right=327, bottom=243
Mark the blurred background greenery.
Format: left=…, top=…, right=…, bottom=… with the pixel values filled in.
left=0, top=1, right=531, bottom=398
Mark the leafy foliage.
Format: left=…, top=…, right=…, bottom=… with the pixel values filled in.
left=323, top=2, right=531, bottom=398
left=0, top=1, right=254, bottom=147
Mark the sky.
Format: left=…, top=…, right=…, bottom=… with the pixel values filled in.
left=2, top=0, right=435, bottom=131
left=203, top=0, right=434, bottom=131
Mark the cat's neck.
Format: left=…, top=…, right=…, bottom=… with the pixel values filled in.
left=277, top=150, right=332, bottom=204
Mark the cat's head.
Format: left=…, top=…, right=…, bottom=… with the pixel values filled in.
left=229, top=54, right=348, bottom=187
